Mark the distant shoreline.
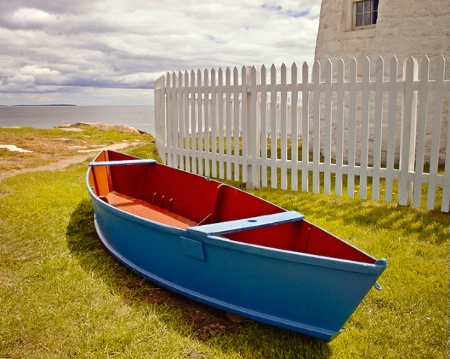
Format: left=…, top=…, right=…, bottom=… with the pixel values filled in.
left=0, top=105, right=155, bottom=134
left=7, top=104, right=77, bottom=107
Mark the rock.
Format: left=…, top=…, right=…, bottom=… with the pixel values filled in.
left=225, top=312, right=248, bottom=323
left=58, top=122, right=147, bottom=134
left=0, top=145, right=33, bottom=153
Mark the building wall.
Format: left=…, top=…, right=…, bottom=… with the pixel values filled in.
left=314, top=0, right=449, bottom=165
left=315, top=0, right=449, bottom=68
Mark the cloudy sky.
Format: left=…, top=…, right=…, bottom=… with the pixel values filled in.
left=0, top=0, right=321, bottom=106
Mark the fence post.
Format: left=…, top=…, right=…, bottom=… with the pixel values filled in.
left=399, top=57, right=418, bottom=206
left=166, top=72, right=179, bottom=168
left=154, top=75, right=166, bottom=164
left=245, top=66, right=261, bottom=189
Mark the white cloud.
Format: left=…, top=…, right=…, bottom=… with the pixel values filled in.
left=0, top=0, right=321, bottom=105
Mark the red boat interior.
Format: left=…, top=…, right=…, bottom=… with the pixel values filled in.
left=89, top=151, right=376, bottom=264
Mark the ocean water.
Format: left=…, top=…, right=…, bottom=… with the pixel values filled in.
left=0, top=106, right=155, bottom=135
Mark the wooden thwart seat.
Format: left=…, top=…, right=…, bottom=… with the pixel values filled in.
left=187, top=211, right=304, bottom=238
left=105, top=192, right=197, bottom=229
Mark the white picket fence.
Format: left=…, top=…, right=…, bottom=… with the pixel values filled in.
left=154, top=55, right=450, bottom=212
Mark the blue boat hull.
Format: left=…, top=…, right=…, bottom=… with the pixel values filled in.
left=88, top=173, right=386, bottom=342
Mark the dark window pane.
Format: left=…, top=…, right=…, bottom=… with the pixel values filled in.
left=365, top=1, right=372, bottom=12
left=372, top=11, right=378, bottom=24
left=364, top=12, right=371, bottom=25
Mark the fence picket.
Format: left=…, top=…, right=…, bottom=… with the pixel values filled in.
left=385, top=56, right=398, bottom=203
left=155, top=56, right=449, bottom=212
left=166, top=72, right=175, bottom=168
left=335, top=59, right=345, bottom=196
left=427, top=55, right=446, bottom=209
left=225, top=68, right=232, bottom=180
left=203, top=69, right=210, bottom=176
left=372, top=57, right=384, bottom=201
left=248, top=66, right=260, bottom=188
left=413, top=56, right=430, bottom=208
left=399, top=57, right=418, bottom=206
left=241, top=66, right=248, bottom=183
left=191, top=70, right=198, bottom=173
left=291, top=63, right=299, bottom=191
left=261, top=65, right=268, bottom=187
left=197, top=70, right=204, bottom=175
left=176, top=71, right=184, bottom=171
left=217, top=68, right=224, bottom=179
left=324, top=60, right=332, bottom=195
left=347, top=58, right=357, bottom=198
left=270, top=65, right=278, bottom=188
left=280, top=64, right=288, bottom=190
left=210, top=69, right=217, bottom=178
left=312, top=61, right=321, bottom=194
left=301, top=62, right=310, bottom=193
left=359, top=57, right=370, bottom=199
left=233, top=67, right=240, bottom=181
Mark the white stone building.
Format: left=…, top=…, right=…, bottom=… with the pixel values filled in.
left=315, top=0, right=449, bottom=67
left=314, top=0, right=449, bottom=164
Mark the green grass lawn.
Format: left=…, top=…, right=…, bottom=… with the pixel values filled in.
left=0, top=141, right=448, bottom=358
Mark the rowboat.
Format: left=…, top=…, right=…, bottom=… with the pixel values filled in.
left=87, top=150, right=387, bottom=342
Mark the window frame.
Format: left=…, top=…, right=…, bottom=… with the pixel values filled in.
left=352, top=0, right=379, bottom=30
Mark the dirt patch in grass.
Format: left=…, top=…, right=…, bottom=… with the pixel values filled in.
left=141, top=283, right=245, bottom=341
left=0, top=125, right=147, bottom=181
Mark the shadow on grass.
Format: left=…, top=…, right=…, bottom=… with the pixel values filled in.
left=253, top=188, right=449, bottom=246
left=66, top=199, right=331, bottom=357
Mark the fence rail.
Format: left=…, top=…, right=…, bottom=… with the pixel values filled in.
left=154, top=55, right=450, bottom=212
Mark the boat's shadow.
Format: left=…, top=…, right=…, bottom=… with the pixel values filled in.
left=66, top=199, right=331, bottom=357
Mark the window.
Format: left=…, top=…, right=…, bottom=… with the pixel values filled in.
left=353, top=0, right=379, bottom=29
